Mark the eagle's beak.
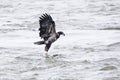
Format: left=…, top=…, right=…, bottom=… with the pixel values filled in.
left=62, top=33, right=65, bottom=36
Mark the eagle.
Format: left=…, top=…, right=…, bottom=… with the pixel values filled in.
left=34, top=13, right=65, bottom=57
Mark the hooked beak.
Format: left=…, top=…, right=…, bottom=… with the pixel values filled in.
left=62, top=33, right=65, bottom=36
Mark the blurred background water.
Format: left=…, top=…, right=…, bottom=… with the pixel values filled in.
left=0, top=0, right=120, bottom=80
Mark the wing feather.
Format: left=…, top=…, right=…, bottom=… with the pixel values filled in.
left=39, top=13, right=56, bottom=40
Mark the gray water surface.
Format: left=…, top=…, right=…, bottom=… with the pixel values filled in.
left=0, top=0, right=120, bottom=80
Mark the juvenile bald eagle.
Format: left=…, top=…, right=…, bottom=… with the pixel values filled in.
left=34, top=13, right=65, bottom=57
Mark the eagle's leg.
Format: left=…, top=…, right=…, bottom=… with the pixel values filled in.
left=45, top=42, right=51, bottom=57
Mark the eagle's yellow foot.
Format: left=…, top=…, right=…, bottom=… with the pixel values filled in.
left=45, top=51, right=49, bottom=58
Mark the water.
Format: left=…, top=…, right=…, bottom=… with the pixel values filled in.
left=0, top=0, right=120, bottom=80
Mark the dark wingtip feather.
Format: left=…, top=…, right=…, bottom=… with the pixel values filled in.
left=39, top=13, right=53, bottom=22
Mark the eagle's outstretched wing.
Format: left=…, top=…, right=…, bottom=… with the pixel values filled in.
left=39, top=13, right=56, bottom=40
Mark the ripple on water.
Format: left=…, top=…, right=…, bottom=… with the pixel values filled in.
left=107, top=42, right=120, bottom=51
left=100, top=65, right=117, bottom=71
left=103, top=77, right=120, bottom=80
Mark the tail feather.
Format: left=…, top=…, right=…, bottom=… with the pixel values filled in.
left=34, top=41, right=44, bottom=45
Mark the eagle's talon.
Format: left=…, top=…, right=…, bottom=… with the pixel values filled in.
left=45, top=51, right=49, bottom=58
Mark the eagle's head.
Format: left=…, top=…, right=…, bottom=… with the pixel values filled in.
left=57, top=31, right=65, bottom=36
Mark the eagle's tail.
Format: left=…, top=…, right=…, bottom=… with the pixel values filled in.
left=34, top=41, right=45, bottom=45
